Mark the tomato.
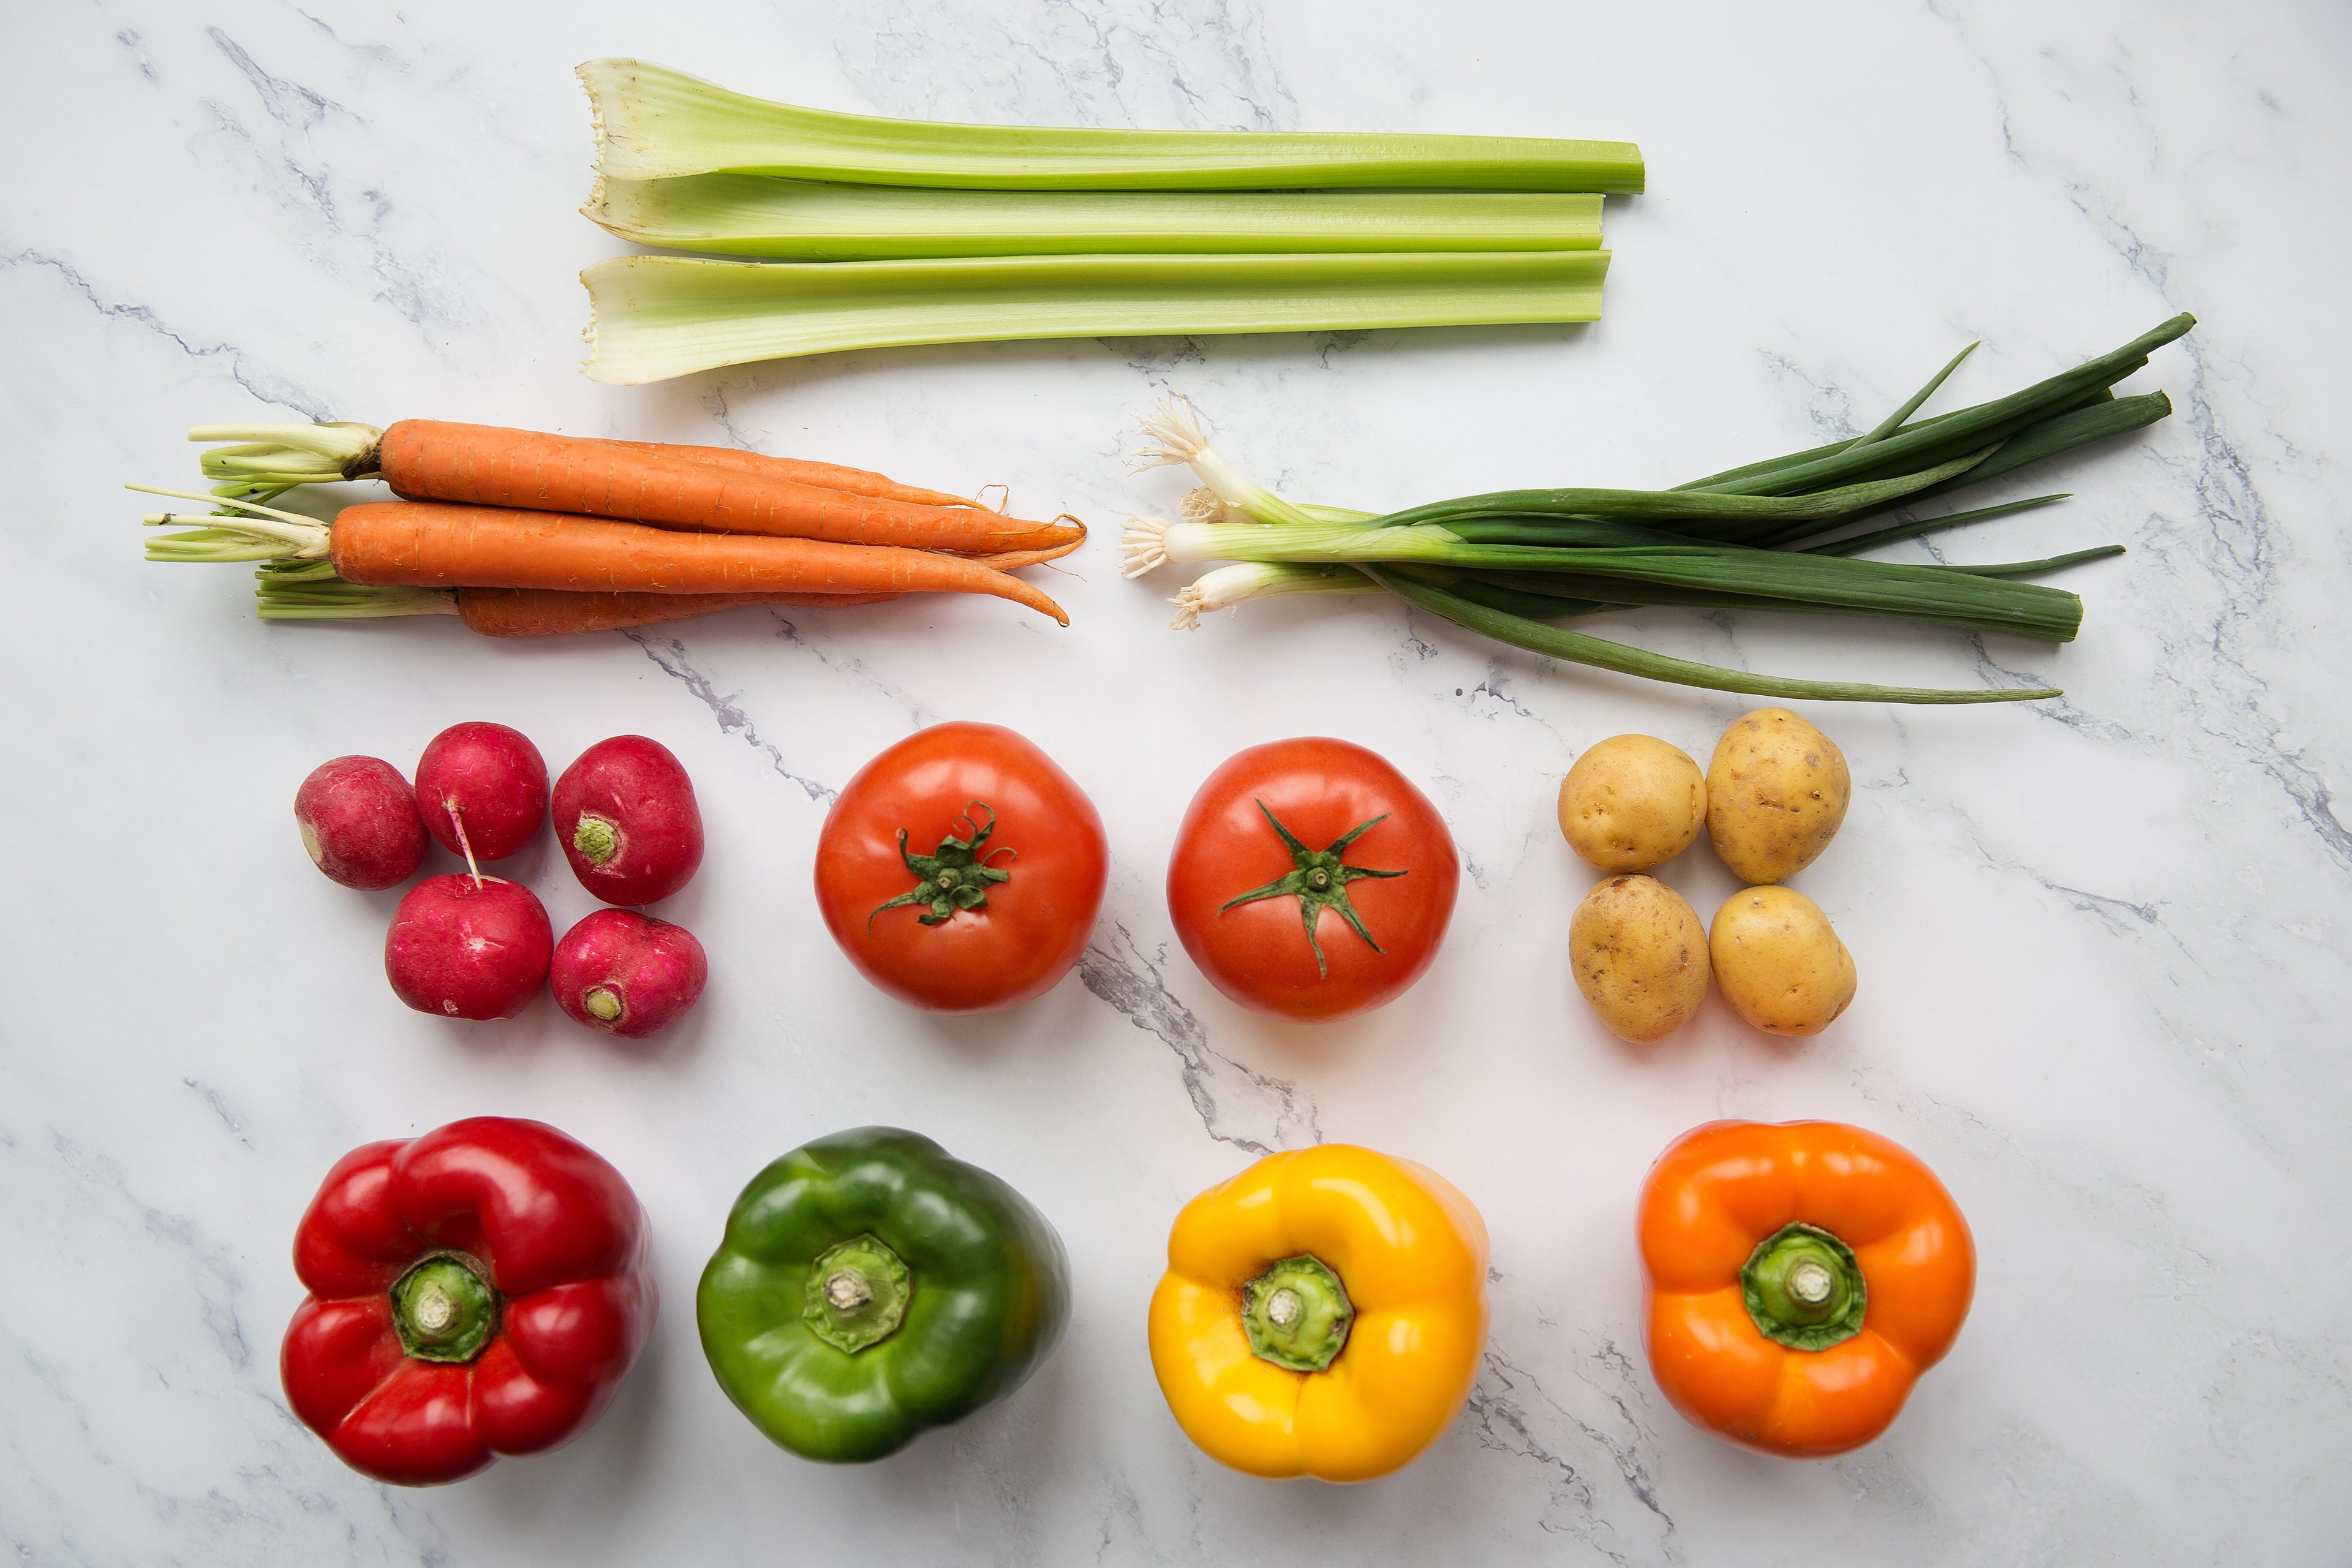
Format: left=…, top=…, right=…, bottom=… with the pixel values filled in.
left=1166, top=737, right=1459, bottom=1022
left=815, top=722, right=1108, bottom=1014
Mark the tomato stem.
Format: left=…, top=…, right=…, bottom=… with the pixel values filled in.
left=1218, top=801, right=1407, bottom=977
left=869, top=801, right=1016, bottom=928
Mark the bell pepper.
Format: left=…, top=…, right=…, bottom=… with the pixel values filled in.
left=1148, top=1144, right=1488, bottom=1482
left=1638, top=1119, right=1974, bottom=1458
left=698, top=1126, right=1069, bottom=1462
left=279, top=1117, right=657, bottom=1485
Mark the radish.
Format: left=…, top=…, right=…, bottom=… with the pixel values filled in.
left=294, top=756, right=426, bottom=891
left=414, top=722, right=547, bottom=862
left=551, top=909, right=707, bottom=1039
left=384, top=873, right=552, bottom=1020
left=553, top=736, right=704, bottom=905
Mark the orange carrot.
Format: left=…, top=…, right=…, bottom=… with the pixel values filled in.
left=455, top=586, right=900, bottom=636
left=588, top=437, right=978, bottom=508
left=331, top=501, right=1069, bottom=624
left=973, top=537, right=1087, bottom=571
left=374, top=421, right=1084, bottom=555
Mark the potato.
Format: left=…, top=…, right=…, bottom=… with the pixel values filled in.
left=1708, top=886, right=1856, bottom=1037
left=1705, top=708, right=1850, bottom=883
left=1558, top=735, right=1707, bottom=873
left=1569, top=874, right=1711, bottom=1043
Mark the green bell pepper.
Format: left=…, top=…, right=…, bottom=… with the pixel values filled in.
left=698, top=1126, right=1070, bottom=1461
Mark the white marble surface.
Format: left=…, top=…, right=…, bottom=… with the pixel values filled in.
left=6, top=1, right=2350, bottom=1562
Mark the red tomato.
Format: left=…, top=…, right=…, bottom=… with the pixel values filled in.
left=816, top=722, right=1108, bottom=1014
left=1166, top=737, right=1459, bottom=1022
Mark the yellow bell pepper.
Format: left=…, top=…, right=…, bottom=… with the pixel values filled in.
left=1147, top=1144, right=1489, bottom=1482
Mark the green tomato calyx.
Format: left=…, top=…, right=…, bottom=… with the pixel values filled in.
left=1219, top=801, right=1408, bottom=978
left=870, top=802, right=1016, bottom=929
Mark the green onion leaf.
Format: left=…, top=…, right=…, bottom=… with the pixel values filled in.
left=1365, top=568, right=2060, bottom=704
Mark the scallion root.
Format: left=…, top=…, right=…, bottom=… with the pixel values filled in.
left=1121, top=514, right=1172, bottom=578
left=1129, top=397, right=1208, bottom=472
left=1128, top=399, right=1322, bottom=526
left=1180, top=486, right=1237, bottom=524
left=1170, top=562, right=1383, bottom=628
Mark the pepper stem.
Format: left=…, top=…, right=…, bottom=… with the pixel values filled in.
left=1741, top=1222, right=1868, bottom=1351
left=1242, top=1253, right=1354, bottom=1373
left=390, top=1254, right=499, bottom=1363
left=802, top=1233, right=912, bottom=1353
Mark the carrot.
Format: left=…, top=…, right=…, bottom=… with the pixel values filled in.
left=973, top=537, right=1087, bottom=571
left=330, top=500, right=1069, bottom=623
left=247, top=559, right=908, bottom=635
left=455, top=586, right=900, bottom=636
left=587, top=436, right=977, bottom=508
left=374, top=421, right=1084, bottom=555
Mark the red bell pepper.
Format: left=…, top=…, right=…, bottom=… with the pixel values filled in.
left=280, top=1116, right=657, bottom=1485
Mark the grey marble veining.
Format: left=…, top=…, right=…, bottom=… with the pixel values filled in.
left=4, top=1, right=2348, bottom=1562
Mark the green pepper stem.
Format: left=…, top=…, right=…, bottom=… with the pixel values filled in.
left=390, top=1254, right=500, bottom=1363
left=1741, top=1223, right=1867, bottom=1351
left=1242, top=1254, right=1354, bottom=1373
left=802, top=1234, right=912, bottom=1353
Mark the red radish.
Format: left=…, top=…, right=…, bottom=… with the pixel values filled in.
left=294, top=756, right=426, bottom=890
left=384, top=874, right=552, bottom=1020
left=553, top=736, right=705, bottom=905
left=551, top=910, right=707, bottom=1039
left=414, top=722, right=548, bottom=862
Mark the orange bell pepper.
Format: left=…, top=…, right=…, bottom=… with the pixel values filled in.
left=1148, top=1144, right=1488, bottom=1482
left=1638, top=1120, right=1973, bottom=1458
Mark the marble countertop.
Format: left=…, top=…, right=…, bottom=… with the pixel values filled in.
left=6, top=1, right=2348, bottom=1562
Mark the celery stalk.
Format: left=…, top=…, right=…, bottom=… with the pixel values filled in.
left=586, top=173, right=1606, bottom=260
left=582, top=251, right=1609, bottom=384
left=582, top=60, right=1645, bottom=192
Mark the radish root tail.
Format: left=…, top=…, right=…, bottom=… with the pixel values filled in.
left=445, top=799, right=484, bottom=889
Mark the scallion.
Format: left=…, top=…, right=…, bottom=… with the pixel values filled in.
left=1130, top=317, right=2193, bottom=703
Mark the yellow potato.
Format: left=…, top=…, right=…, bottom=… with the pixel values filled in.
left=1569, top=875, right=1711, bottom=1043
left=1558, top=735, right=1707, bottom=873
left=1705, top=708, right=1850, bottom=883
left=1708, top=886, right=1856, bottom=1037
